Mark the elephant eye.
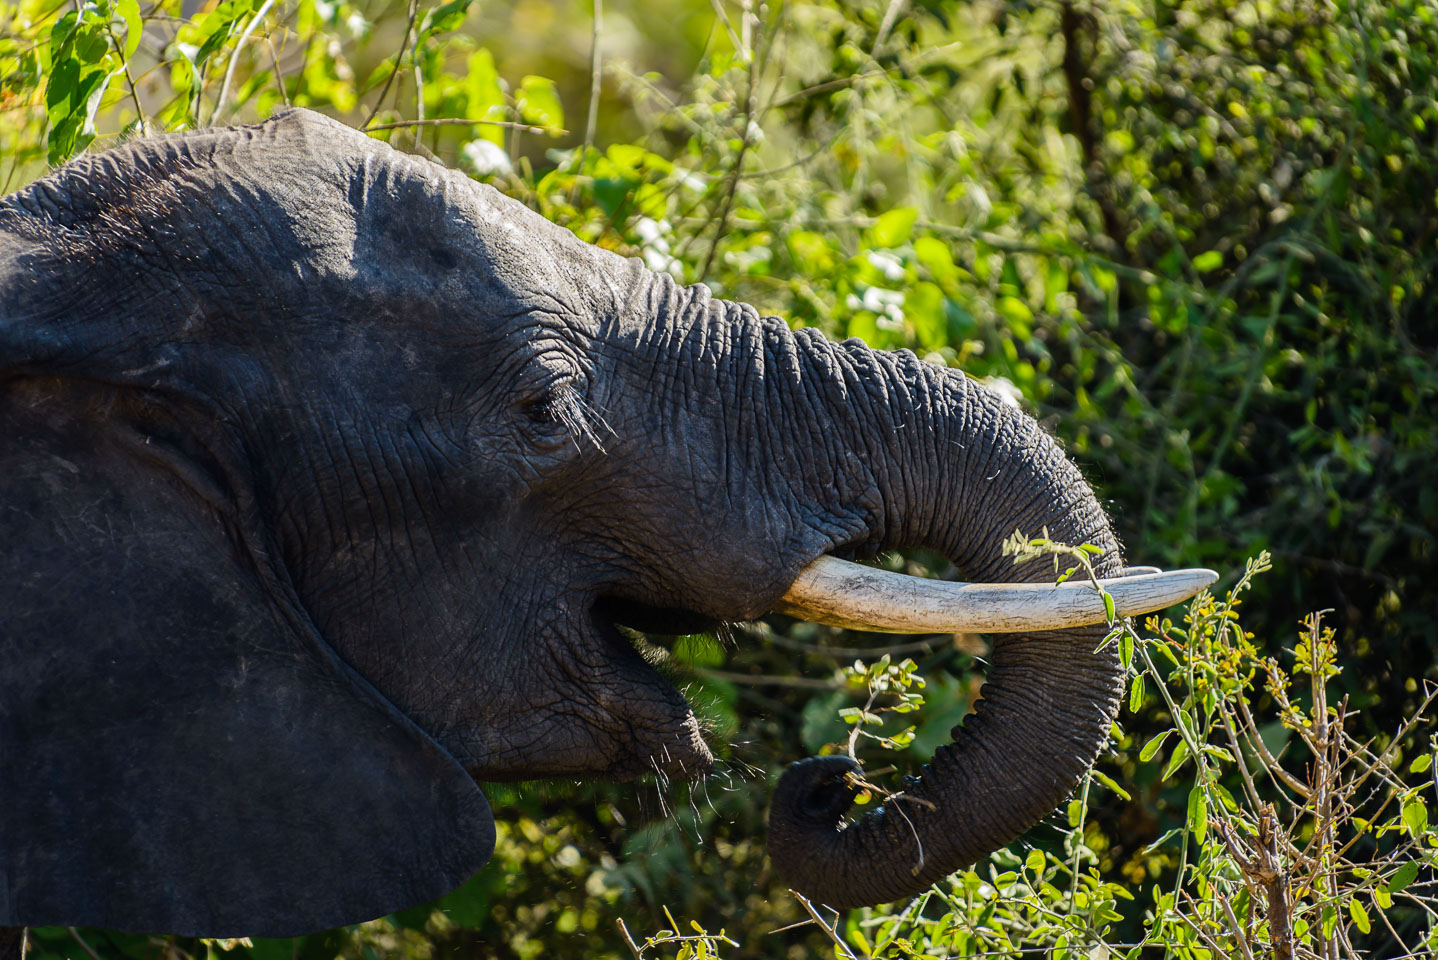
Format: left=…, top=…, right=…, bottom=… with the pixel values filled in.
left=527, top=394, right=564, bottom=425
left=525, top=381, right=575, bottom=424
left=520, top=377, right=598, bottom=452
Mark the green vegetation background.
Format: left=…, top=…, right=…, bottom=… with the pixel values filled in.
left=3, top=0, right=1436, bottom=956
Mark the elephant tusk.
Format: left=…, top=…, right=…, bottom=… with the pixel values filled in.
left=773, top=555, right=1219, bottom=634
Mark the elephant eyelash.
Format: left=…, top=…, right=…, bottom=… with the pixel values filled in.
left=526, top=383, right=609, bottom=455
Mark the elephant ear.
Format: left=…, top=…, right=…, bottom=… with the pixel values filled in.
left=0, top=379, right=495, bottom=938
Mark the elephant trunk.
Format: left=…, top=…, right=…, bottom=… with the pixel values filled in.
left=766, top=339, right=1125, bottom=908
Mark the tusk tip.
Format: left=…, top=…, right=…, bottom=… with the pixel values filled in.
left=1108, top=567, right=1220, bottom=615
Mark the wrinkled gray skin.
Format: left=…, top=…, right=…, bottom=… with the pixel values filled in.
left=0, top=110, right=1123, bottom=941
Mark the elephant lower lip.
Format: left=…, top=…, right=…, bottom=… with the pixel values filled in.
left=587, top=603, right=716, bottom=782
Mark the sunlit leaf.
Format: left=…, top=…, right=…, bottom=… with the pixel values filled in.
left=1139, top=730, right=1173, bottom=762
left=1186, top=786, right=1207, bottom=845
left=869, top=207, right=917, bottom=249
left=518, top=74, right=564, bottom=130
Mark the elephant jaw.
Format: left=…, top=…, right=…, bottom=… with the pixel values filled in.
left=773, top=555, right=1218, bottom=633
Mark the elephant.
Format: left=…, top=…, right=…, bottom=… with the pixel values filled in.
left=0, top=109, right=1213, bottom=945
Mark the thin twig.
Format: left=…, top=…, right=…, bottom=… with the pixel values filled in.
left=361, top=0, right=419, bottom=130
left=583, top=0, right=603, bottom=150
left=1218, top=701, right=1266, bottom=811
left=615, top=918, right=643, bottom=960
left=1176, top=890, right=1241, bottom=959
left=213, top=0, right=276, bottom=122
left=1234, top=676, right=1313, bottom=799
left=412, top=61, right=424, bottom=149
left=790, top=892, right=868, bottom=960
left=66, top=929, right=103, bottom=960
left=265, top=34, right=290, bottom=107
left=102, top=17, right=144, bottom=133
left=697, top=1, right=761, bottom=282
left=707, top=0, right=743, bottom=56
left=871, top=0, right=906, bottom=56
left=1217, top=891, right=1257, bottom=960
left=362, top=117, right=563, bottom=135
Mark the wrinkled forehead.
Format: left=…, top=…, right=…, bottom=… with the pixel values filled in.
left=346, top=145, right=626, bottom=323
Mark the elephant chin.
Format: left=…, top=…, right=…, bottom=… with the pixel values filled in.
left=600, top=722, right=713, bottom=782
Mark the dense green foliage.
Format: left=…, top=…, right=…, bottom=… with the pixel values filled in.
left=3, top=0, right=1436, bottom=956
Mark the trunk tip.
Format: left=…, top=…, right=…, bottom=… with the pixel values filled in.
left=769, top=755, right=867, bottom=904
left=773, top=755, right=863, bottom=824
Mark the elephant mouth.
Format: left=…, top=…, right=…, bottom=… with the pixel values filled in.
left=594, top=595, right=726, bottom=638
left=584, top=560, right=1214, bottom=783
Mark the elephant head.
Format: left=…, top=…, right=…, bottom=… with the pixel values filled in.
left=0, top=110, right=1210, bottom=936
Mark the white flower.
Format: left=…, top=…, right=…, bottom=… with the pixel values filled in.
left=461, top=139, right=512, bottom=177
left=848, top=285, right=906, bottom=330
left=865, top=250, right=905, bottom=281
left=861, top=286, right=904, bottom=312
left=984, top=376, right=1024, bottom=409
left=633, top=217, right=682, bottom=277
left=673, top=168, right=708, bottom=192
left=633, top=216, right=667, bottom=245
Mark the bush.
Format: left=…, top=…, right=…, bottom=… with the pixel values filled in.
left=4, top=0, right=1435, bottom=956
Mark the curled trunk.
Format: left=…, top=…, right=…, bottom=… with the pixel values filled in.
left=767, top=349, right=1126, bottom=908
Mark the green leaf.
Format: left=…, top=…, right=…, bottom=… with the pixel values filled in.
left=1349, top=898, right=1371, bottom=934
left=464, top=48, right=506, bottom=144
left=788, top=230, right=837, bottom=274
left=1128, top=672, right=1145, bottom=712
left=1102, top=589, right=1116, bottom=623
left=1389, top=860, right=1421, bottom=893
left=914, top=235, right=958, bottom=283
left=1140, top=828, right=1183, bottom=855
left=997, top=295, right=1033, bottom=326
left=1210, top=781, right=1240, bottom=813
left=1090, top=769, right=1131, bottom=801
left=1321, top=904, right=1338, bottom=940
left=1192, top=250, right=1224, bottom=272
left=1187, top=786, right=1208, bottom=845
left=517, top=74, right=564, bottom=130
left=1153, top=641, right=1182, bottom=670
left=1161, top=739, right=1190, bottom=780
left=421, top=0, right=473, bottom=37
left=905, top=281, right=947, bottom=352
left=1139, top=730, right=1173, bottom=762
left=1410, top=753, right=1433, bottom=773
left=47, top=65, right=109, bottom=164
left=869, top=207, right=917, bottom=249
left=114, top=0, right=142, bottom=60
left=1401, top=796, right=1428, bottom=839
left=193, top=0, right=255, bottom=65
left=1025, top=848, right=1046, bottom=874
